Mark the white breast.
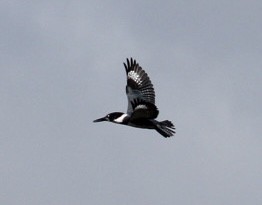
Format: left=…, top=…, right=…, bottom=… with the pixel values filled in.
left=114, top=113, right=129, bottom=123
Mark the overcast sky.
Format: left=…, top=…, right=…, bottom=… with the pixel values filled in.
left=1, top=0, right=261, bottom=205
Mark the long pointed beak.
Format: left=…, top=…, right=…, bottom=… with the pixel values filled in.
left=93, top=116, right=108, bottom=122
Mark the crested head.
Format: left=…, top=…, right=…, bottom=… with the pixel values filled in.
left=106, top=112, right=125, bottom=122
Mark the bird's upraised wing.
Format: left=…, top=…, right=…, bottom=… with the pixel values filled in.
left=124, top=58, right=159, bottom=120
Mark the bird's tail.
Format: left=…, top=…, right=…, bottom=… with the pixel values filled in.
left=154, top=120, right=176, bottom=138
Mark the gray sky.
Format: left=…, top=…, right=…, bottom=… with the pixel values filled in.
left=1, top=0, right=261, bottom=204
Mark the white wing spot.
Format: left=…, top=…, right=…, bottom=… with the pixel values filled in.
left=136, top=104, right=147, bottom=109
left=128, top=71, right=142, bottom=85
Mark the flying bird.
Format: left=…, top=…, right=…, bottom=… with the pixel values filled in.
left=93, top=58, right=175, bottom=137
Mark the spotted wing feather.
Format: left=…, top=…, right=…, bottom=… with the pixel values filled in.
left=124, top=58, right=158, bottom=119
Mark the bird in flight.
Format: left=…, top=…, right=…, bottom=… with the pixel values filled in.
left=93, top=58, right=175, bottom=137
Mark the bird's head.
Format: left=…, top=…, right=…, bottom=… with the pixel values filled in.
left=93, top=112, right=127, bottom=123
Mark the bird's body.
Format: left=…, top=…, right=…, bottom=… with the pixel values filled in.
left=93, top=58, right=175, bottom=137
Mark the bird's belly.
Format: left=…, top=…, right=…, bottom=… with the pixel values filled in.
left=127, top=120, right=155, bottom=129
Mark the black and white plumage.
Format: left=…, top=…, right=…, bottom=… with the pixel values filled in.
left=93, top=58, right=175, bottom=137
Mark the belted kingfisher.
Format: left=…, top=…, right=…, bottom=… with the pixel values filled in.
left=93, top=58, right=175, bottom=137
